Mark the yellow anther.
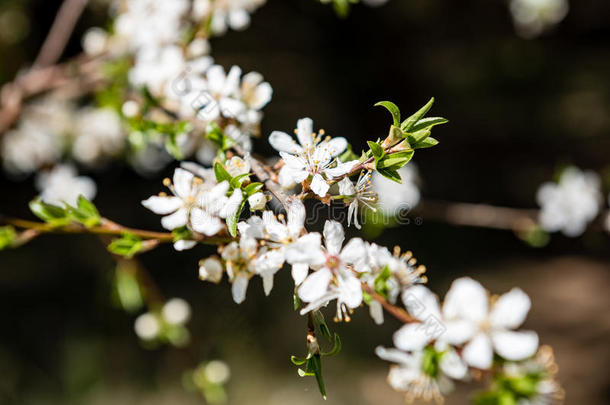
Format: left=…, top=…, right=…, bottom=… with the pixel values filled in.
left=162, top=178, right=171, bottom=187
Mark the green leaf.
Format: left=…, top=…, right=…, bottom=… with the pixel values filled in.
left=230, top=173, right=251, bottom=190
left=313, top=311, right=332, bottom=342
left=29, top=198, right=70, bottom=226
left=172, top=226, right=192, bottom=243
left=374, top=101, right=401, bottom=127
left=114, top=265, right=144, bottom=313
left=374, top=265, right=392, bottom=298
left=206, top=122, right=236, bottom=151
left=405, top=129, right=431, bottom=145
left=226, top=197, right=246, bottom=237
left=410, top=117, right=448, bottom=132
left=367, top=141, right=384, bottom=159
left=291, top=356, right=308, bottom=366
left=321, top=333, right=341, bottom=357
left=376, top=150, right=414, bottom=170
left=293, top=292, right=301, bottom=311
left=413, top=137, right=439, bottom=149
left=213, top=162, right=232, bottom=183
left=165, top=132, right=184, bottom=160
left=244, top=182, right=264, bottom=197
left=309, top=354, right=327, bottom=400
left=0, top=226, right=17, bottom=250
left=108, top=234, right=143, bottom=259
left=67, top=195, right=101, bottom=227
left=401, top=97, right=435, bottom=132
left=377, top=167, right=402, bottom=183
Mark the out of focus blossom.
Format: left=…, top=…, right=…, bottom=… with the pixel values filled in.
left=537, top=166, right=601, bottom=237
left=36, top=164, right=97, bottom=206
left=193, top=0, right=266, bottom=36
left=372, top=163, right=420, bottom=216
left=73, top=108, right=125, bottom=166
left=509, top=0, right=569, bottom=38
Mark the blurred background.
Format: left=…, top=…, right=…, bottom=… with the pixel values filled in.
left=0, top=0, right=609, bottom=403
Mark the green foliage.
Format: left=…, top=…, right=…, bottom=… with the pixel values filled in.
left=0, top=226, right=17, bottom=250
left=373, top=265, right=392, bottom=299
left=66, top=196, right=101, bottom=228
left=474, top=367, right=545, bottom=405
left=29, top=198, right=71, bottom=226
left=291, top=311, right=342, bottom=400
left=172, top=226, right=193, bottom=243
left=323, top=0, right=358, bottom=18
left=206, top=123, right=236, bottom=151
left=213, top=162, right=263, bottom=237
left=113, top=265, right=144, bottom=313
left=126, top=118, right=192, bottom=160
left=375, top=101, right=401, bottom=127
left=108, top=234, right=143, bottom=259
left=29, top=196, right=101, bottom=228
left=338, top=143, right=360, bottom=163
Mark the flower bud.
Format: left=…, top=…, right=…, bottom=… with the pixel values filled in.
left=199, top=257, right=224, bottom=283
left=248, top=192, right=268, bottom=211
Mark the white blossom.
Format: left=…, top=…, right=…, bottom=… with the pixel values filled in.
left=193, top=0, right=266, bottom=36
left=142, top=167, right=241, bottom=236
left=440, top=278, right=538, bottom=369
left=270, top=118, right=358, bottom=197
left=238, top=199, right=307, bottom=284
left=114, top=0, right=190, bottom=50
left=134, top=312, right=161, bottom=340
left=199, top=256, right=224, bottom=283
left=537, top=166, right=601, bottom=237
left=375, top=344, right=467, bottom=404
left=36, top=164, right=97, bottom=206
left=162, top=298, right=191, bottom=325
left=372, top=163, right=420, bottom=216
left=288, top=220, right=366, bottom=320
left=73, top=108, right=125, bottom=166
left=247, top=192, right=267, bottom=211
left=510, top=0, right=568, bottom=38
left=225, top=156, right=251, bottom=177
left=338, top=171, right=378, bottom=229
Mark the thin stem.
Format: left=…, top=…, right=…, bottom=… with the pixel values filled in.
left=1, top=216, right=234, bottom=246
left=34, top=0, right=89, bottom=68
left=362, top=284, right=418, bottom=324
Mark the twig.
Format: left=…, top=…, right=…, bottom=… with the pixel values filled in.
left=1, top=216, right=234, bottom=245
left=362, top=284, right=418, bottom=324
left=34, top=0, right=89, bottom=68
left=233, top=145, right=291, bottom=211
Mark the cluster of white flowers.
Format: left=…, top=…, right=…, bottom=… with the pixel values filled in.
left=36, top=164, right=97, bottom=207
left=193, top=0, right=266, bottom=36
left=134, top=298, right=192, bottom=346
left=141, top=164, right=243, bottom=248
left=270, top=118, right=359, bottom=197
left=509, top=0, right=569, bottom=38
left=537, top=166, right=601, bottom=237
left=377, top=277, right=540, bottom=403
left=1, top=98, right=126, bottom=182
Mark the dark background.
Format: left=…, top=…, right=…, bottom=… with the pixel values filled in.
left=0, top=0, right=609, bottom=403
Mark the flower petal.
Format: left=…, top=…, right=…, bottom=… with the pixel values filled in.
left=369, top=300, right=384, bottom=325
left=375, top=346, right=412, bottom=365
left=142, top=196, right=183, bottom=214
left=190, top=207, right=223, bottom=236
left=285, top=233, right=325, bottom=266
left=174, top=240, right=197, bottom=251
left=287, top=199, right=306, bottom=235
left=336, top=272, right=362, bottom=308
left=393, top=323, right=433, bottom=352
left=296, top=117, right=314, bottom=148
left=491, top=330, right=539, bottom=361
left=401, top=285, right=441, bottom=321
left=161, top=208, right=188, bottom=230
left=339, top=237, right=365, bottom=265
left=291, top=262, right=309, bottom=285
left=440, top=349, right=468, bottom=380
left=269, top=131, right=302, bottom=154
left=231, top=274, right=249, bottom=304
left=442, top=277, right=489, bottom=323
left=324, top=160, right=359, bottom=179
left=219, top=189, right=243, bottom=218
left=443, top=319, right=476, bottom=345
left=462, top=333, right=493, bottom=369
left=173, top=168, right=194, bottom=199
left=489, top=287, right=531, bottom=330
left=298, top=267, right=332, bottom=303
left=323, top=220, right=344, bottom=255
left=310, top=173, right=330, bottom=197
